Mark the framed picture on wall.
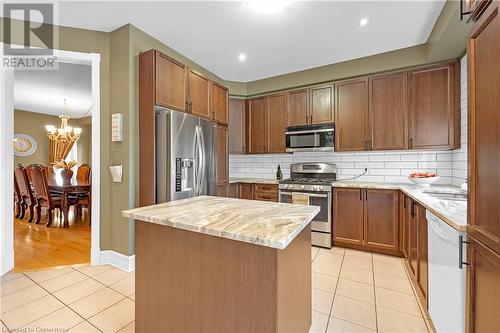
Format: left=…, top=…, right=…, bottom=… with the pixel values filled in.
left=13, top=134, right=37, bottom=156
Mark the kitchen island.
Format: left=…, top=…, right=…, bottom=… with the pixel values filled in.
left=123, top=196, right=319, bottom=333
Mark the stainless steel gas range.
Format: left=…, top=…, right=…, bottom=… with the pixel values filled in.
left=278, top=163, right=336, bottom=248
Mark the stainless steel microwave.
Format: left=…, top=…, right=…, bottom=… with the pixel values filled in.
left=285, top=124, right=335, bottom=152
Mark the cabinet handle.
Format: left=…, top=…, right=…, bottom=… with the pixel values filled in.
left=403, top=196, right=406, bottom=209
left=365, top=190, right=368, bottom=201
left=411, top=202, right=416, bottom=218
left=189, top=101, right=193, bottom=113
left=409, top=138, right=413, bottom=149
left=359, top=189, right=362, bottom=201
left=185, top=101, right=189, bottom=112
left=459, top=235, right=470, bottom=269
left=310, top=115, right=313, bottom=124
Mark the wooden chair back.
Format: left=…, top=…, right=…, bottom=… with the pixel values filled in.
left=27, top=164, right=51, bottom=206
left=76, top=164, right=91, bottom=182
left=14, top=165, right=33, bottom=202
left=13, top=173, right=21, bottom=200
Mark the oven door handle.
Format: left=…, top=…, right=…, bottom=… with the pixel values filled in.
left=280, top=192, right=328, bottom=198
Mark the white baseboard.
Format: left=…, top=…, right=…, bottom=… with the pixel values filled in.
left=99, top=250, right=135, bottom=272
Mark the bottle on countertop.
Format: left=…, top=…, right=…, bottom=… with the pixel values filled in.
left=276, top=164, right=283, bottom=181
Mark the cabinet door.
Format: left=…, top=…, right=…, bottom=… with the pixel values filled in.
left=266, top=93, right=287, bottom=153
left=211, top=82, right=228, bottom=125
left=369, top=73, right=408, bottom=150
left=364, top=189, right=399, bottom=254
left=229, top=99, right=245, bottom=154
left=311, top=85, right=334, bottom=124
left=216, top=183, right=228, bottom=197
left=417, top=204, right=428, bottom=303
left=401, top=194, right=410, bottom=259
left=239, top=183, right=253, bottom=200
left=228, top=183, right=239, bottom=198
left=333, top=188, right=364, bottom=246
left=335, top=78, right=369, bottom=151
left=155, top=52, right=187, bottom=112
left=287, top=89, right=309, bottom=127
left=187, top=69, right=210, bottom=119
left=466, top=237, right=500, bottom=333
left=468, top=3, right=500, bottom=254
left=215, top=125, right=228, bottom=184
left=408, top=63, right=458, bottom=150
left=408, top=199, right=418, bottom=278
left=246, top=98, right=266, bottom=154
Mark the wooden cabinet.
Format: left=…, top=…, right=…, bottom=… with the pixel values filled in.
left=364, top=189, right=399, bottom=253
left=266, top=93, right=287, bottom=153
left=239, top=183, right=254, bottom=200
left=468, top=2, right=500, bottom=254
left=211, top=82, right=228, bottom=125
left=400, top=193, right=410, bottom=259
left=310, top=85, right=334, bottom=124
left=216, top=183, right=228, bottom=197
left=465, top=0, right=491, bottom=21
left=335, top=78, right=369, bottom=151
left=229, top=99, right=245, bottom=154
left=155, top=52, right=187, bottom=112
left=466, top=237, right=500, bottom=333
left=187, top=69, right=210, bottom=119
left=408, top=63, right=459, bottom=150
left=287, top=89, right=309, bottom=127
left=334, top=188, right=399, bottom=255
left=417, top=205, right=428, bottom=303
left=253, top=184, right=278, bottom=202
left=215, top=125, right=228, bottom=184
left=228, top=183, right=239, bottom=198
left=408, top=198, right=419, bottom=277
left=369, top=73, right=408, bottom=150
left=246, top=97, right=267, bottom=154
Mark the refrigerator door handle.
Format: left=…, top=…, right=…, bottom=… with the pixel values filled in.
left=196, top=126, right=204, bottom=195
left=199, top=126, right=206, bottom=194
left=192, top=127, right=199, bottom=195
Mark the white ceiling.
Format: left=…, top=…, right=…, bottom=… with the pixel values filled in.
left=14, top=62, right=92, bottom=118
left=57, top=1, right=445, bottom=82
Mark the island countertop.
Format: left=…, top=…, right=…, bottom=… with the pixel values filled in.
left=122, top=196, right=319, bottom=249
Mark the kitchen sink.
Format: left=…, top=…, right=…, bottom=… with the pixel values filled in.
left=423, top=191, right=467, bottom=201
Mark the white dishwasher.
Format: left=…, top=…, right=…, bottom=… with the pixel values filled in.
left=427, top=211, right=467, bottom=333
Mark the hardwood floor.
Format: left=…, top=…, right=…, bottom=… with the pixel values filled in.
left=14, top=208, right=91, bottom=272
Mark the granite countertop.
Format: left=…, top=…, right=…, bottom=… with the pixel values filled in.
left=229, top=178, right=279, bottom=185
left=122, top=196, right=319, bottom=249
left=331, top=181, right=467, bottom=232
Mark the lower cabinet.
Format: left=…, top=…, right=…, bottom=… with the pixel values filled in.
left=239, top=183, right=254, bottom=200
left=253, top=184, right=278, bottom=202
left=333, top=188, right=400, bottom=255
left=227, top=183, right=239, bottom=198
left=216, top=183, right=228, bottom=197
left=466, top=236, right=500, bottom=333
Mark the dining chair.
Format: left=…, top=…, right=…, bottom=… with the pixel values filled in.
left=75, top=164, right=91, bottom=224
left=27, top=164, right=63, bottom=226
left=76, top=164, right=91, bottom=182
left=14, top=165, right=36, bottom=222
left=13, top=174, right=21, bottom=218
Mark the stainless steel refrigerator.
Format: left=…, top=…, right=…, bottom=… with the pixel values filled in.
left=155, top=107, right=216, bottom=203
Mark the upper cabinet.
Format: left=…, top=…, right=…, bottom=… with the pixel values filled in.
left=187, top=69, right=210, bottom=119
left=212, top=82, right=229, bottom=125
left=369, top=73, right=408, bottom=150
left=246, top=97, right=267, bottom=154
left=310, top=85, right=334, bottom=124
left=155, top=52, right=187, bottom=112
left=266, top=93, right=287, bottom=153
left=287, top=89, right=309, bottom=127
left=335, top=78, right=369, bottom=151
left=408, top=63, right=460, bottom=150
left=229, top=98, right=245, bottom=154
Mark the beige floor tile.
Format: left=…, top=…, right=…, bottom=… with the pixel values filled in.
left=0, top=284, right=48, bottom=313
left=315, top=251, right=344, bottom=265
left=312, top=247, right=320, bottom=262
left=320, top=247, right=345, bottom=256
left=312, top=288, right=334, bottom=315
left=339, top=265, right=374, bottom=285
left=309, top=311, right=329, bottom=333
left=331, top=295, right=376, bottom=330
left=109, top=275, right=135, bottom=296
left=342, top=255, right=373, bottom=271
left=375, top=287, right=422, bottom=317
left=39, top=270, right=88, bottom=293
left=53, top=278, right=106, bottom=305
left=1, top=294, right=64, bottom=329
left=0, top=275, right=35, bottom=296
left=373, top=253, right=404, bottom=265
left=344, top=248, right=372, bottom=259
left=25, top=268, right=74, bottom=284
left=129, top=293, right=135, bottom=301
left=327, top=317, right=376, bottom=333
left=69, top=287, right=124, bottom=319
left=22, top=307, right=84, bottom=331
left=377, top=307, right=428, bottom=333
left=118, top=321, right=135, bottom=333
left=312, top=258, right=342, bottom=277
left=312, top=272, right=337, bottom=293
left=92, top=268, right=129, bottom=286
left=336, top=279, right=375, bottom=304
left=89, top=298, right=135, bottom=333
left=75, top=264, right=113, bottom=277
left=68, top=321, right=102, bottom=333
left=373, top=261, right=407, bottom=279
left=374, top=272, right=414, bottom=295
left=0, top=272, right=24, bottom=283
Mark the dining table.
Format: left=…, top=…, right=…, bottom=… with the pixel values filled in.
left=47, top=174, right=91, bottom=228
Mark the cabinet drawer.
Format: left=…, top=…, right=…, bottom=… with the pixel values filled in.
left=254, top=191, right=278, bottom=202
left=254, top=184, right=278, bottom=193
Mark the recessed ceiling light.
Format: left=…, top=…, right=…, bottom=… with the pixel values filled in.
left=360, top=18, right=368, bottom=27
left=245, top=0, right=292, bottom=14
left=238, top=53, right=247, bottom=62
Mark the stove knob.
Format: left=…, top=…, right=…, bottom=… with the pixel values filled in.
left=300, top=185, right=305, bottom=190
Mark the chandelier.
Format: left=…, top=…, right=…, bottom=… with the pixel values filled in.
left=46, top=99, right=82, bottom=143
